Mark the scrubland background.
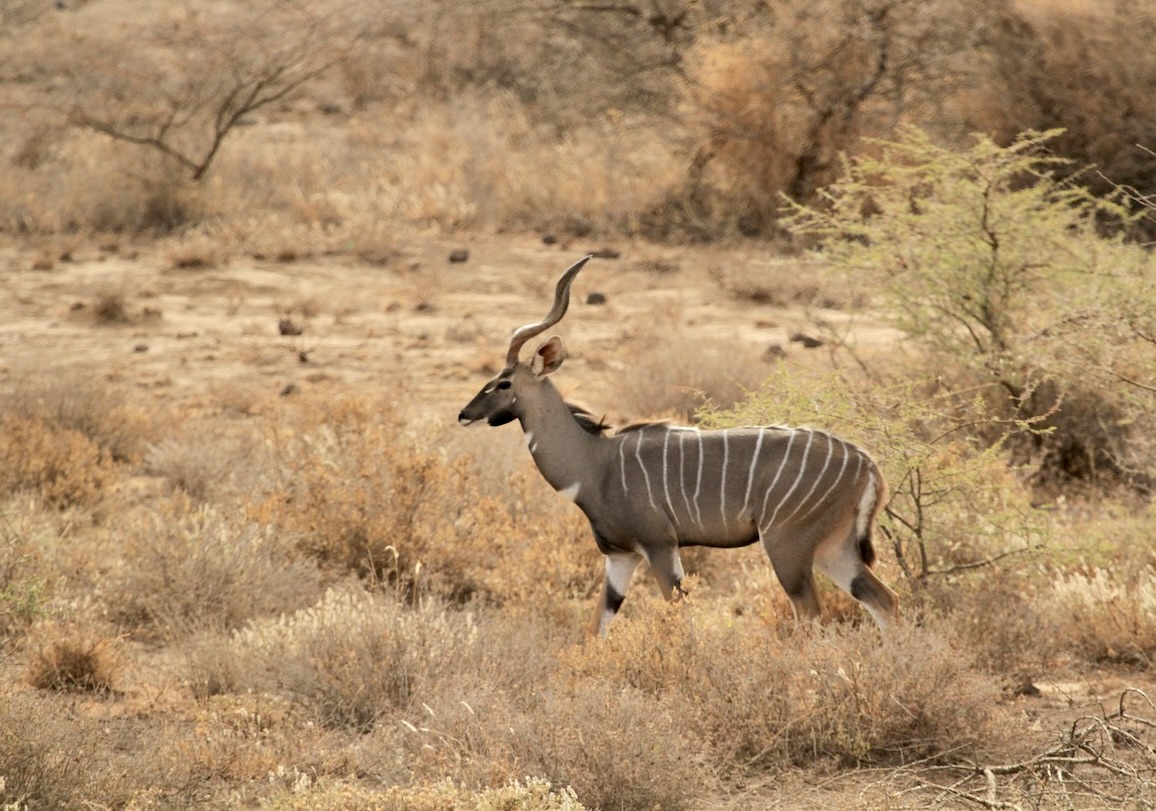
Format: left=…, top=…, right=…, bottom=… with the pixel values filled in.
left=1, top=0, right=1155, bottom=808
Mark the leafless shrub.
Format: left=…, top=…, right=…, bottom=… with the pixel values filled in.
left=898, top=688, right=1156, bottom=809
left=0, top=692, right=129, bottom=809
left=105, top=503, right=324, bottom=641
left=58, top=2, right=363, bottom=184
left=144, top=428, right=265, bottom=502
left=566, top=604, right=1001, bottom=770
left=226, top=588, right=478, bottom=731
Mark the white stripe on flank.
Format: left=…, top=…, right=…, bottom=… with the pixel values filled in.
left=742, top=427, right=766, bottom=517
left=779, top=431, right=834, bottom=524
left=558, top=482, right=581, bottom=501
left=693, top=430, right=705, bottom=529
left=760, top=429, right=797, bottom=522
left=795, top=436, right=851, bottom=523
left=662, top=429, right=678, bottom=523
left=618, top=439, right=629, bottom=496
left=856, top=469, right=877, bottom=539
left=678, top=432, right=695, bottom=529
left=634, top=429, right=658, bottom=511
left=719, top=432, right=731, bottom=534
left=766, top=430, right=814, bottom=527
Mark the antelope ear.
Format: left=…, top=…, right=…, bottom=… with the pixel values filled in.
left=531, top=336, right=566, bottom=377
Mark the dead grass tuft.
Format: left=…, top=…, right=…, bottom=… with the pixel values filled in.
left=1051, top=567, right=1156, bottom=668
left=25, top=622, right=122, bottom=694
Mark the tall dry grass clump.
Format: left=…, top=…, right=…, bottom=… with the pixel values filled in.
left=1051, top=568, right=1156, bottom=668
left=220, top=588, right=479, bottom=731
left=104, top=501, right=325, bottom=642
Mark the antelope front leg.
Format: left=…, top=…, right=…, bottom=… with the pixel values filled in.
left=591, top=552, right=643, bottom=637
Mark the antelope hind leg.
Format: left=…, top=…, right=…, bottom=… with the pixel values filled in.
left=813, top=529, right=899, bottom=631
left=762, top=536, right=823, bottom=627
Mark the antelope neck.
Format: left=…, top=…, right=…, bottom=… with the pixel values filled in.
left=517, top=378, right=605, bottom=494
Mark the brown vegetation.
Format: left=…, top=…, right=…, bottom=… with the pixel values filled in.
left=0, top=0, right=1154, bottom=808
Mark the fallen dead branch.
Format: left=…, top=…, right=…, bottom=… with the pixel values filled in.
left=890, top=688, right=1156, bottom=810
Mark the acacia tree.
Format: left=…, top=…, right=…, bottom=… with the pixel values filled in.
left=60, top=1, right=363, bottom=182
left=785, top=127, right=1154, bottom=484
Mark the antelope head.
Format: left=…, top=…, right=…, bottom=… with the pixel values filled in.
left=458, top=256, right=591, bottom=428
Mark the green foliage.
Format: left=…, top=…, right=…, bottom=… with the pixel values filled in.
left=784, top=126, right=1156, bottom=484
left=0, top=517, right=47, bottom=640
left=785, top=127, right=1128, bottom=368
left=699, top=365, right=1051, bottom=586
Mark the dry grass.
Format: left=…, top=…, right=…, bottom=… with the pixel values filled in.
left=24, top=622, right=122, bottom=695
left=105, top=501, right=325, bottom=642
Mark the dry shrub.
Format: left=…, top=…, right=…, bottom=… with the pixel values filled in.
left=1014, top=382, right=1141, bottom=488
left=402, top=676, right=705, bottom=811
left=0, top=414, right=110, bottom=508
left=105, top=501, right=324, bottom=641
left=565, top=605, right=1001, bottom=771
left=25, top=621, right=122, bottom=694
left=225, top=588, right=478, bottom=731
left=0, top=133, right=202, bottom=235
left=255, top=396, right=596, bottom=606
left=976, top=0, right=1156, bottom=217
left=2, top=372, right=161, bottom=464
left=145, top=427, right=266, bottom=502
left=1050, top=567, right=1156, bottom=668
left=0, top=515, right=47, bottom=640
left=0, top=692, right=128, bottom=809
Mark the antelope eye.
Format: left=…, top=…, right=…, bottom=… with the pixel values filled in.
left=496, top=380, right=512, bottom=390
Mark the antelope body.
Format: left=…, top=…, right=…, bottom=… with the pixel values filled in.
left=459, top=257, right=899, bottom=635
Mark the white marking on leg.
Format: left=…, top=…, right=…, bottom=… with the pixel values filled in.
left=742, top=427, right=766, bottom=517
left=600, top=553, right=642, bottom=636
left=634, top=429, right=658, bottom=511
left=524, top=431, right=534, bottom=447
left=779, top=431, right=834, bottom=524
left=760, top=429, right=797, bottom=522
left=766, top=430, right=814, bottom=527
left=558, top=482, right=581, bottom=501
